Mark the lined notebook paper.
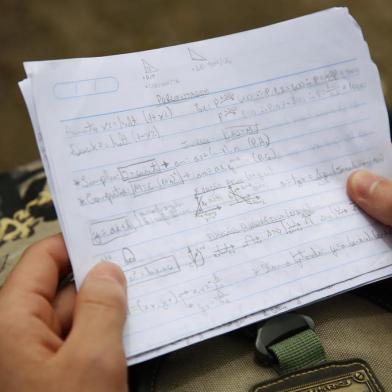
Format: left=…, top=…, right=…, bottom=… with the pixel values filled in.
left=19, top=7, right=392, bottom=364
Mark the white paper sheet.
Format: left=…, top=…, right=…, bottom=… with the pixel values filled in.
left=20, top=7, right=392, bottom=364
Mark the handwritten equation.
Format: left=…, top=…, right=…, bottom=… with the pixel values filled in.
left=58, top=56, right=392, bottom=350
left=62, top=62, right=391, bottom=296
left=23, top=8, right=392, bottom=361
left=55, top=57, right=392, bottom=358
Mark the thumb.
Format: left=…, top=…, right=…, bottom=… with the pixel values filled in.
left=347, top=170, right=392, bottom=226
left=62, top=261, right=127, bottom=361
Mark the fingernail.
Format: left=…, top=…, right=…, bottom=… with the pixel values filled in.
left=89, top=261, right=127, bottom=290
left=350, top=170, right=381, bottom=198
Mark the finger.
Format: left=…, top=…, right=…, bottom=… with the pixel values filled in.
left=53, top=283, right=77, bottom=337
left=3, top=234, right=71, bottom=302
left=61, top=262, right=127, bottom=360
left=347, top=170, right=392, bottom=226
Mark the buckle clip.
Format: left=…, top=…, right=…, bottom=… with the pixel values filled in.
left=255, top=313, right=315, bottom=365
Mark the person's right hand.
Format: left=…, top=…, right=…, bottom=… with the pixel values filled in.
left=347, top=169, right=392, bottom=226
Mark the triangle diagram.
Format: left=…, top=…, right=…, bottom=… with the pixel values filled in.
left=142, top=59, right=159, bottom=73
left=188, top=47, right=207, bottom=61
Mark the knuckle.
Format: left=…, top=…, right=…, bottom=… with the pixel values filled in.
left=27, top=293, right=53, bottom=321
left=21, top=234, right=61, bottom=259
left=0, top=312, right=25, bottom=340
left=81, top=293, right=126, bottom=314
left=81, top=278, right=127, bottom=310
left=21, top=241, right=42, bottom=259
left=21, top=239, right=49, bottom=261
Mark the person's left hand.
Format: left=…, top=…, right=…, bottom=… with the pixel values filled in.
left=0, top=234, right=128, bottom=391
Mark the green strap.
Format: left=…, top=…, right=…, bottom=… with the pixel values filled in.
left=269, top=329, right=326, bottom=375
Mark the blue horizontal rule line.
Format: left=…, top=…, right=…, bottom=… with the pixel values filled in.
left=93, top=144, right=377, bottom=257
left=272, top=118, right=368, bottom=145
left=128, top=248, right=391, bottom=336
left=97, top=184, right=344, bottom=256
left=129, top=143, right=374, bottom=243
left=91, top=143, right=375, bottom=231
left=70, top=93, right=363, bottom=174
left=127, top=219, right=373, bottom=301
left=105, top=132, right=372, bottom=202
left=123, top=261, right=392, bottom=348
left=81, top=131, right=373, bottom=216
left=75, top=115, right=368, bottom=197
left=238, top=249, right=391, bottom=302
left=64, top=69, right=360, bottom=140
left=123, top=211, right=369, bottom=286
left=78, top=117, right=369, bottom=185
left=165, top=102, right=365, bottom=142
left=119, top=208, right=363, bottom=321
left=60, top=58, right=357, bottom=123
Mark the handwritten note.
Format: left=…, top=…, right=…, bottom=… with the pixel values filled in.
left=20, top=7, right=392, bottom=364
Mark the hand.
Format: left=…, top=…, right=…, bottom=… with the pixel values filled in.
left=347, top=169, right=392, bottom=226
left=0, top=234, right=128, bottom=392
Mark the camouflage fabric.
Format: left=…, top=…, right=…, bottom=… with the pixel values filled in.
left=146, top=293, right=392, bottom=391
left=0, top=160, right=60, bottom=286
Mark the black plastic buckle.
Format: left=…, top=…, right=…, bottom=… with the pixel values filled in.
left=255, top=313, right=315, bottom=365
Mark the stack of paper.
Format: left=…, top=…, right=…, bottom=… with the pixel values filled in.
left=19, top=8, right=392, bottom=364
